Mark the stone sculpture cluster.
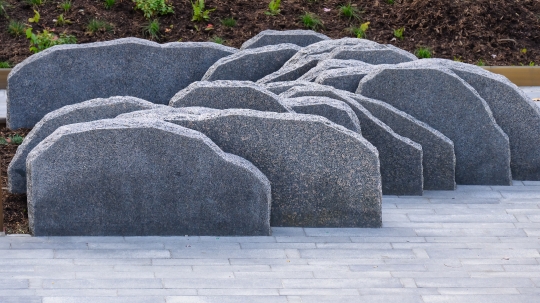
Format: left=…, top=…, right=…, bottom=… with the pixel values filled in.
left=6, top=29, right=540, bottom=236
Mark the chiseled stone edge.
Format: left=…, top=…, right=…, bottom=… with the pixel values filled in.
left=300, top=59, right=373, bottom=82
left=241, top=29, right=330, bottom=50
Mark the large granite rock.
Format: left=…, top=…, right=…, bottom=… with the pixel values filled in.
left=348, top=94, right=456, bottom=190
left=256, top=57, right=320, bottom=84
left=286, top=38, right=381, bottom=66
left=281, top=84, right=423, bottom=196
left=315, top=65, right=378, bottom=92
left=202, top=44, right=301, bottom=82
left=169, top=81, right=291, bottom=112
left=415, top=59, right=540, bottom=181
left=118, top=109, right=383, bottom=227
left=241, top=29, right=330, bottom=50
left=27, top=118, right=272, bottom=236
left=327, top=44, right=417, bottom=64
left=264, top=81, right=313, bottom=95
left=357, top=65, right=512, bottom=185
left=283, top=96, right=362, bottom=133
left=8, top=96, right=161, bottom=194
left=7, top=38, right=237, bottom=129
left=299, top=59, right=372, bottom=82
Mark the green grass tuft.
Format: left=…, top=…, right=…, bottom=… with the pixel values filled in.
left=300, top=12, right=323, bottom=31
left=415, top=47, right=432, bottom=59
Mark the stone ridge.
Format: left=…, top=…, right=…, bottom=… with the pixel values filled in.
left=299, top=59, right=372, bottom=82
left=240, top=29, right=330, bottom=50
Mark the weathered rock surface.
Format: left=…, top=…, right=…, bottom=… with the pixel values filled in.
left=241, top=29, right=330, bottom=50
left=327, top=44, right=417, bottom=64
left=7, top=38, right=237, bottom=129
left=299, top=59, right=372, bottom=82
left=357, top=65, right=511, bottom=185
left=256, top=57, right=320, bottom=84
left=315, top=65, right=378, bottom=92
left=8, top=96, right=161, bottom=194
left=27, top=118, right=272, bottom=236
left=169, top=81, right=291, bottom=112
left=286, top=38, right=381, bottom=66
left=264, top=81, right=313, bottom=95
left=119, top=109, right=383, bottom=227
left=202, top=44, right=301, bottom=82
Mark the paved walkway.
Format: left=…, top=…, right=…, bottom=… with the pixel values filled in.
left=2, top=182, right=540, bottom=302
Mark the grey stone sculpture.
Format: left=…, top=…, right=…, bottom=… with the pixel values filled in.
left=286, top=38, right=381, bottom=66
left=299, top=59, right=373, bottom=82
left=256, top=57, right=321, bottom=84
left=357, top=65, right=512, bottom=185
left=241, top=29, right=330, bottom=50
left=314, top=65, right=378, bottom=92
left=169, top=81, right=291, bottom=113
left=202, top=44, right=302, bottom=82
left=8, top=96, right=162, bottom=194
left=27, top=118, right=272, bottom=236
left=281, top=84, right=423, bottom=196
left=283, top=96, right=362, bottom=133
left=264, top=81, right=313, bottom=95
left=118, top=109, right=383, bottom=228
left=7, top=38, right=237, bottom=129
left=327, top=44, right=417, bottom=64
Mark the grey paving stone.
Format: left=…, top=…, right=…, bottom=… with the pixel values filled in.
left=7, top=38, right=236, bottom=129
left=0, top=249, right=54, bottom=258
left=162, top=278, right=283, bottom=289
left=328, top=44, right=417, bottom=64
left=415, top=278, right=535, bottom=288
left=282, top=96, right=361, bottom=132
left=27, top=118, right=271, bottom=236
left=241, top=29, right=330, bottom=49
left=436, top=288, right=520, bottom=295
left=0, top=279, right=29, bottom=289
left=168, top=81, right=290, bottom=112
left=422, top=294, right=540, bottom=303
left=0, top=298, right=41, bottom=303
left=167, top=296, right=288, bottom=303
left=42, top=297, right=165, bottom=303
left=357, top=64, right=512, bottom=185
left=299, top=59, right=372, bottom=82
left=414, top=228, right=527, bottom=237
left=202, top=44, right=301, bottom=82
left=41, top=278, right=164, bottom=289
left=281, top=278, right=403, bottom=288
left=7, top=96, right=160, bottom=194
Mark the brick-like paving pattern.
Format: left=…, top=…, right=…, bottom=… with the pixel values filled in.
left=1, top=182, right=539, bottom=302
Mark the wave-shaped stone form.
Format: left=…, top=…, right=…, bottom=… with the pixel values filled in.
left=315, top=65, right=378, bottom=92
left=264, top=81, right=314, bottom=95
left=299, top=59, right=372, bottom=82
left=120, top=109, right=382, bottom=227
left=169, top=81, right=291, bottom=112
left=281, top=84, right=423, bottom=196
left=327, top=44, right=417, bottom=64
left=241, top=29, right=330, bottom=50
left=27, top=118, right=272, bottom=236
left=256, top=57, right=320, bottom=84
left=283, top=96, right=362, bottom=133
left=357, top=65, right=511, bottom=185
left=286, top=38, right=381, bottom=66
left=7, top=38, right=237, bottom=129
left=202, top=44, right=301, bottom=82
left=348, top=94, right=456, bottom=190
left=8, top=96, right=161, bottom=194
left=414, top=59, right=540, bottom=181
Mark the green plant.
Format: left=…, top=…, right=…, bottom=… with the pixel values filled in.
left=209, top=35, right=224, bottom=44
left=300, top=12, right=323, bottom=31
left=349, top=21, right=370, bottom=38
left=339, top=2, right=361, bottom=20
left=476, top=59, right=486, bottom=66
left=28, top=9, right=40, bottom=23
left=221, top=17, right=236, bottom=27
left=265, top=0, right=281, bottom=16
left=0, top=137, right=7, bottom=145
left=26, top=0, right=43, bottom=6
left=142, top=19, right=160, bottom=40
left=55, top=14, right=71, bottom=26
left=521, top=48, right=527, bottom=54
left=453, top=56, right=463, bottom=62
left=26, top=28, right=77, bottom=53
left=191, top=0, right=214, bottom=22
left=59, top=1, right=71, bottom=12
left=87, top=19, right=113, bottom=33
left=415, top=47, right=432, bottom=59
left=529, top=61, right=536, bottom=66
left=0, top=0, right=9, bottom=17
left=393, top=27, right=404, bottom=40
left=0, top=61, right=10, bottom=68
left=133, top=0, right=174, bottom=19
left=8, top=20, right=26, bottom=36
left=387, top=0, right=395, bottom=4
left=9, top=134, right=24, bottom=145
left=104, top=0, right=115, bottom=9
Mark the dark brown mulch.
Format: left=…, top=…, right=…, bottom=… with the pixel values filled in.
left=1, top=127, right=31, bottom=234
left=0, top=0, right=539, bottom=66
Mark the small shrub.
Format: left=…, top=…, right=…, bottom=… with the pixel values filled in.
left=339, top=2, right=361, bottom=20
left=265, top=0, right=281, bottom=16
left=104, top=0, right=115, bottom=9
left=0, top=61, right=10, bottom=68
left=529, top=62, right=536, bottom=66
left=349, top=21, right=370, bottom=38
left=453, top=56, right=463, bottom=62
left=0, top=0, right=9, bottom=17
left=8, top=20, right=26, bottom=36
left=476, top=59, right=486, bottom=66
left=87, top=19, right=113, bottom=33
left=387, top=0, right=395, bottom=4
left=55, top=14, right=72, bottom=26
left=26, top=28, right=77, bottom=53
left=300, top=12, right=323, bottom=31
left=221, top=17, right=236, bottom=27
left=415, top=47, right=432, bottom=59
left=59, top=1, right=71, bottom=12
left=393, top=27, right=404, bottom=40
left=28, top=9, right=40, bottom=23
left=26, top=0, right=43, bottom=6
left=210, top=36, right=224, bottom=44
left=142, top=19, right=160, bottom=40
left=520, top=48, right=527, bottom=54
left=0, top=137, right=7, bottom=145
left=133, top=0, right=174, bottom=19
left=191, top=0, right=214, bottom=22
left=10, top=135, right=24, bottom=145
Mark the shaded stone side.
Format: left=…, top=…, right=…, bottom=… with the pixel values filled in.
left=256, top=57, right=320, bottom=84
left=299, top=59, right=372, bottom=82
left=315, top=66, right=378, bottom=92
left=241, top=29, right=330, bottom=49
left=264, top=81, right=314, bottom=95
left=327, top=45, right=417, bottom=64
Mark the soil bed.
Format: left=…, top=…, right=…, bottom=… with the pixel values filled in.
left=0, top=0, right=539, bottom=66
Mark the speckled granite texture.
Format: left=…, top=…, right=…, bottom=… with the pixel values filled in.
left=202, top=44, right=301, bottom=82
left=299, top=59, right=372, bottom=82
left=169, top=81, right=291, bottom=112
left=27, top=118, right=272, bottom=236
left=240, top=29, right=330, bottom=50
left=357, top=65, right=511, bottom=185
left=315, top=65, right=378, bottom=92
left=327, top=45, right=417, bottom=64
left=256, top=57, right=321, bottom=84
left=7, top=38, right=237, bottom=129
left=264, top=81, right=314, bottom=95
left=8, top=96, right=162, bottom=194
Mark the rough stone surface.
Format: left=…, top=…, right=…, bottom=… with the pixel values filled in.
left=240, top=29, right=330, bottom=50
left=7, top=38, right=237, bottom=129
left=286, top=38, right=381, bottom=66
left=299, top=59, right=372, bottom=82
left=169, top=81, right=291, bottom=112
left=415, top=59, right=540, bottom=181
left=120, top=109, right=383, bottom=227
left=264, top=80, right=313, bottom=94
left=327, top=44, right=417, bottom=64
left=26, top=118, right=272, bottom=236
left=8, top=96, right=161, bottom=194
left=315, top=65, right=378, bottom=92
left=348, top=93, right=456, bottom=190
left=256, top=57, right=320, bottom=84
left=357, top=65, right=512, bottom=185
left=202, top=44, right=301, bottom=82
left=281, top=84, right=423, bottom=196
left=283, top=96, right=362, bottom=133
